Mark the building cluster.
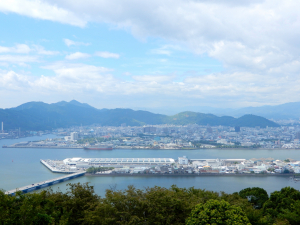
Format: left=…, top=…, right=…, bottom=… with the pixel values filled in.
left=4, top=121, right=300, bottom=149
left=53, top=123, right=300, bottom=149
left=0, top=121, right=50, bottom=139
left=44, top=156, right=300, bottom=175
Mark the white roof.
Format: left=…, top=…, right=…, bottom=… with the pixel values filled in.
left=74, top=157, right=175, bottom=163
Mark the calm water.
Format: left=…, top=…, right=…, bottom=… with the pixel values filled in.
left=1, top=135, right=300, bottom=196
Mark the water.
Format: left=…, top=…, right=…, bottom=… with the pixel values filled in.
left=1, top=135, right=300, bottom=196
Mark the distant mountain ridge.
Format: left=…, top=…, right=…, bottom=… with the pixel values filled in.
left=225, top=102, right=300, bottom=120
left=0, top=100, right=279, bottom=130
left=141, top=102, right=300, bottom=120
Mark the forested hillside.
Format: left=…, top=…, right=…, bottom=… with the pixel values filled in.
left=0, top=100, right=279, bottom=130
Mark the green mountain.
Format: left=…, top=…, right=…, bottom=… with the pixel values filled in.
left=0, top=101, right=279, bottom=130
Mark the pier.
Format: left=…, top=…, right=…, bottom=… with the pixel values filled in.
left=40, top=159, right=80, bottom=173
left=5, top=171, right=86, bottom=196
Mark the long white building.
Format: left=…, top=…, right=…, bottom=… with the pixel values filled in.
left=63, top=157, right=175, bottom=166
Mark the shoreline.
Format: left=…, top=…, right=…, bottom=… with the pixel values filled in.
left=4, top=146, right=83, bottom=149
left=3, top=145, right=300, bottom=150
left=85, top=173, right=294, bottom=177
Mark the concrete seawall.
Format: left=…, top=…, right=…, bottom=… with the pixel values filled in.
left=40, top=159, right=75, bottom=174
left=6, top=146, right=83, bottom=149
left=85, top=173, right=294, bottom=177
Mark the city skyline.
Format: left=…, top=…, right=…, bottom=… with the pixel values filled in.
left=1, top=1, right=300, bottom=111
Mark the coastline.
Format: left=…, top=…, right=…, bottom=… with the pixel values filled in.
left=3, top=145, right=300, bottom=150
left=85, top=173, right=294, bottom=177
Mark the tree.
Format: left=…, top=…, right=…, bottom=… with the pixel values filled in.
left=220, top=191, right=264, bottom=225
left=63, top=183, right=99, bottom=224
left=186, top=199, right=251, bottom=225
left=263, top=187, right=300, bottom=225
left=239, top=187, right=269, bottom=209
left=84, top=185, right=221, bottom=225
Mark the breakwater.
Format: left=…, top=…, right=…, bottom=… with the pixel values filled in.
left=4, top=146, right=82, bottom=149
left=85, top=173, right=294, bottom=177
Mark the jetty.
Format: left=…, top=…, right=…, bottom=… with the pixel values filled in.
left=5, top=171, right=85, bottom=196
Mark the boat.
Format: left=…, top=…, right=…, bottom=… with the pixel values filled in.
left=84, top=145, right=113, bottom=150
left=2, top=145, right=7, bottom=148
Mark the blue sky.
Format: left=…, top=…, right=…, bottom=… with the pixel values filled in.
left=1, top=0, right=300, bottom=114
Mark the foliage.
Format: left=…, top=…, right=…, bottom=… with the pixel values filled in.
left=86, top=166, right=114, bottom=174
left=263, top=187, right=300, bottom=225
left=239, top=187, right=269, bottom=209
left=2, top=184, right=300, bottom=225
left=186, top=199, right=251, bottom=225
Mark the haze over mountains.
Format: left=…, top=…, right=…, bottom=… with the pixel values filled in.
left=0, top=100, right=279, bottom=130
left=142, top=102, right=300, bottom=120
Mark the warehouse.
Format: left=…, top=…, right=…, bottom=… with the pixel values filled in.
left=63, top=157, right=175, bottom=166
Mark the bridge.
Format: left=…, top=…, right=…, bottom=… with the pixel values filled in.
left=5, top=171, right=86, bottom=196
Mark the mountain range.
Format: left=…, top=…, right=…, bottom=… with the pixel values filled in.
left=0, top=100, right=279, bottom=130
left=142, top=102, right=300, bottom=120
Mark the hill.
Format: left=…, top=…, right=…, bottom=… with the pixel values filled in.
left=0, top=101, right=279, bottom=130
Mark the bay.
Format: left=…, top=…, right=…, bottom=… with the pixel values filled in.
left=0, top=135, right=299, bottom=196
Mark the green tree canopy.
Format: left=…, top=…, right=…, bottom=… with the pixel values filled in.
left=239, top=187, right=269, bottom=209
left=186, top=199, right=251, bottom=225
left=263, top=187, right=300, bottom=225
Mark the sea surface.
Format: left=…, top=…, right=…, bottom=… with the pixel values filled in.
left=1, top=135, right=300, bottom=196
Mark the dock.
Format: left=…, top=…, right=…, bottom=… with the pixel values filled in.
left=40, top=159, right=78, bottom=173
left=5, top=171, right=86, bottom=196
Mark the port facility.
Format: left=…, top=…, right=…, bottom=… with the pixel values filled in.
left=63, top=157, right=175, bottom=167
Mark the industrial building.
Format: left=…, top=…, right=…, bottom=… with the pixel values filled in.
left=63, top=157, right=175, bottom=166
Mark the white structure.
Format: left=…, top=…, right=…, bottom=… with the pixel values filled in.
left=178, top=156, right=189, bottom=165
left=64, top=132, right=78, bottom=141
left=63, top=157, right=175, bottom=166
left=70, top=132, right=78, bottom=141
left=217, top=139, right=228, bottom=144
left=64, top=136, right=72, bottom=141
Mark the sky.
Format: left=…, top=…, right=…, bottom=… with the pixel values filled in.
left=1, top=0, right=300, bottom=113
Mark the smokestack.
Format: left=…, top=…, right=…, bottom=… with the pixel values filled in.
left=1, top=122, right=3, bottom=133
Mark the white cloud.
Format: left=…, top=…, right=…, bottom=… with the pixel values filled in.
left=0, top=55, right=39, bottom=63
left=0, top=44, right=31, bottom=54
left=132, top=75, right=175, bottom=83
left=63, top=39, right=90, bottom=47
left=2, top=62, right=300, bottom=108
left=0, top=0, right=86, bottom=27
left=2, top=0, right=300, bottom=107
left=0, top=44, right=59, bottom=56
left=95, top=51, right=120, bottom=59
left=34, top=45, right=59, bottom=55
left=65, top=52, right=91, bottom=60
left=5, top=0, right=299, bottom=73
left=0, top=70, right=32, bottom=90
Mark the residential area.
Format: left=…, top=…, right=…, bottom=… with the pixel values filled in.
left=54, top=123, right=300, bottom=149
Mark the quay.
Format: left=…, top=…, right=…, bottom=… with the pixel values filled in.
left=3, top=145, right=82, bottom=149
left=40, top=159, right=81, bottom=173
left=5, top=171, right=86, bottom=196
